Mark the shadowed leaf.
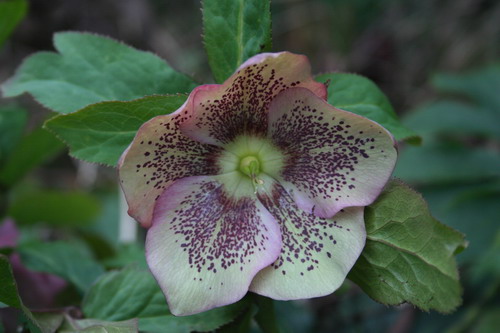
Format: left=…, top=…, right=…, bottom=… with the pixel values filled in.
left=203, top=0, right=272, bottom=83
left=2, top=32, right=196, bottom=114
left=349, top=180, right=466, bottom=313
left=316, top=73, right=420, bottom=143
left=0, top=0, right=27, bottom=48
left=83, top=267, right=249, bottom=333
left=45, top=95, right=187, bottom=166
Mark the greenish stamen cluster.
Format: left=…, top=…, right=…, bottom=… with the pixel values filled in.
left=239, top=156, right=261, bottom=178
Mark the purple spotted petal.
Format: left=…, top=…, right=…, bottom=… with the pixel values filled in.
left=250, top=175, right=365, bottom=299
left=180, top=52, right=327, bottom=146
left=118, top=86, right=222, bottom=227
left=267, top=87, right=397, bottom=218
left=146, top=174, right=282, bottom=316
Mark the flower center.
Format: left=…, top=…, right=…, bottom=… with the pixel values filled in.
left=239, top=155, right=261, bottom=179
left=216, top=135, right=285, bottom=186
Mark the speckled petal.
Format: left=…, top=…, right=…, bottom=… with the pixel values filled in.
left=180, top=52, right=327, bottom=146
left=250, top=175, right=365, bottom=299
left=268, top=87, right=397, bottom=218
left=146, top=173, right=282, bottom=316
left=118, top=86, right=222, bottom=227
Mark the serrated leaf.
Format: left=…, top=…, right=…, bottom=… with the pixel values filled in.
left=82, top=267, right=248, bottom=333
left=60, top=317, right=138, bottom=333
left=45, top=94, right=187, bottom=166
left=8, top=190, right=101, bottom=227
left=0, top=0, right=27, bottom=48
left=82, top=267, right=166, bottom=321
left=0, top=127, right=64, bottom=187
left=432, top=63, right=500, bottom=111
left=203, top=0, right=272, bottom=83
left=0, top=255, right=42, bottom=333
left=18, top=241, right=104, bottom=294
left=2, top=32, right=197, bottom=114
left=0, top=104, right=27, bottom=165
left=348, top=180, right=467, bottom=313
left=315, top=73, right=420, bottom=143
left=137, top=303, right=248, bottom=333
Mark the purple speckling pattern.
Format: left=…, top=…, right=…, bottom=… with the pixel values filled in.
left=181, top=52, right=327, bottom=146
left=268, top=87, right=397, bottom=218
left=133, top=117, right=221, bottom=194
left=167, top=179, right=271, bottom=274
left=258, top=182, right=346, bottom=277
left=147, top=175, right=282, bottom=315
left=119, top=110, right=222, bottom=227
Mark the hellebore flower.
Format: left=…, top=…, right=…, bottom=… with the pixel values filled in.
left=119, top=52, right=397, bottom=315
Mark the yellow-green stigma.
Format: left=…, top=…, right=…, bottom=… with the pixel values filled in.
left=239, top=156, right=261, bottom=179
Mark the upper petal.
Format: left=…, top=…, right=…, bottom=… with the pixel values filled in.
left=267, top=87, right=398, bottom=218
left=118, top=86, right=222, bottom=227
left=250, top=175, right=366, bottom=299
left=146, top=173, right=282, bottom=316
left=180, top=52, right=327, bottom=146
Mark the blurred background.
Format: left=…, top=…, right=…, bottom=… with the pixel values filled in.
left=0, top=0, right=499, bottom=332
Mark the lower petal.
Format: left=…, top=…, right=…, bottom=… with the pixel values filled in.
left=146, top=174, right=282, bottom=316
left=250, top=175, right=365, bottom=300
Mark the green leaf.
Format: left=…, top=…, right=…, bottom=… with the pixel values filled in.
left=315, top=73, right=420, bottom=143
left=0, top=0, right=27, bottom=48
left=217, top=304, right=257, bottom=333
left=8, top=190, right=101, bottom=227
left=82, top=266, right=164, bottom=321
left=82, top=267, right=248, bottom=333
left=348, top=180, right=467, bottom=313
left=45, top=94, right=187, bottom=166
left=0, top=254, right=42, bottom=333
left=254, top=295, right=280, bottom=333
left=419, top=183, right=500, bottom=266
left=203, top=0, right=272, bottom=83
left=101, top=243, right=147, bottom=270
left=0, top=127, right=64, bottom=187
left=0, top=104, right=27, bottom=165
left=394, top=143, right=500, bottom=185
left=432, top=63, right=500, bottom=111
left=0, top=254, right=21, bottom=308
left=18, top=241, right=104, bottom=294
left=403, top=100, right=500, bottom=141
left=469, top=231, right=500, bottom=285
left=32, top=312, right=65, bottom=333
left=2, top=32, right=197, bottom=114
left=473, top=307, right=500, bottom=333
left=138, top=302, right=248, bottom=333
left=60, top=317, right=138, bottom=333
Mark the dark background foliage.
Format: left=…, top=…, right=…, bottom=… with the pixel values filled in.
left=1, top=0, right=499, bottom=332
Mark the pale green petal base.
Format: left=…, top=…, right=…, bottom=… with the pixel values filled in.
left=218, top=135, right=285, bottom=180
